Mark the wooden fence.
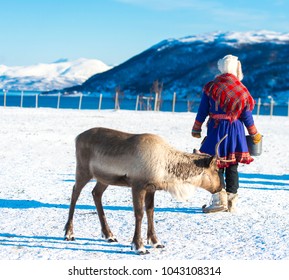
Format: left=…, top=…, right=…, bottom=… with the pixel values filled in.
left=0, top=91, right=288, bottom=117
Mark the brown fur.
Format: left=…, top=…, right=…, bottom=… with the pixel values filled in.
left=64, top=127, right=223, bottom=254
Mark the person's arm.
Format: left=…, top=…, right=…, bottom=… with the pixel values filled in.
left=239, top=110, right=262, bottom=144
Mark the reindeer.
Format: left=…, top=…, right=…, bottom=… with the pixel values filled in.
left=64, top=127, right=226, bottom=254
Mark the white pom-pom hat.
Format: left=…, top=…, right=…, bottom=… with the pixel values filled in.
left=217, top=54, right=244, bottom=81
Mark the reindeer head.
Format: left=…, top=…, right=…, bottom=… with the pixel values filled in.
left=196, top=135, right=232, bottom=194
left=200, top=156, right=222, bottom=194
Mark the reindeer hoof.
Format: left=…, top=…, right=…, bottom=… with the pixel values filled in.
left=138, top=249, right=150, bottom=255
left=151, top=241, right=165, bottom=249
left=101, top=231, right=118, bottom=242
left=131, top=243, right=150, bottom=255
left=64, top=236, right=75, bottom=241
left=107, top=237, right=118, bottom=243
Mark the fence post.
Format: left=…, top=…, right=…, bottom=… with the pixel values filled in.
left=257, top=98, right=261, bottom=117
left=3, top=90, right=6, bottom=107
left=20, top=91, right=24, bottom=108
left=172, top=92, right=176, bottom=113
left=154, top=93, right=158, bottom=111
left=135, top=95, right=139, bottom=111
left=78, top=94, right=83, bottom=110
left=98, top=94, right=102, bottom=111
left=115, top=92, right=119, bottom=110
left=35, top=94, right=38, bottom=108
left=57, top=92, right=61, bottom=109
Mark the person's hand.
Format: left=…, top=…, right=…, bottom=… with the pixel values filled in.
left=251, top=133, right=262, bottom=144
left=192, top=131, right=201, bottom=138
left=192, top=120, right=202, bottom=138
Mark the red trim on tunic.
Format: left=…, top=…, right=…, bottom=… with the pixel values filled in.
left=217, top=152, right=254, bottom=168
left=247, top=124, right=258, bottom=135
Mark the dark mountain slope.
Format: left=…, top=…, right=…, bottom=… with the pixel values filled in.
left=63, top=31, right=289, bottom=102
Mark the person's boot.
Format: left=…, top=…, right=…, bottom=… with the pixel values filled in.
left=202, top=189, right=228, bottom=213
left=227, top=192, right=238, bottom=212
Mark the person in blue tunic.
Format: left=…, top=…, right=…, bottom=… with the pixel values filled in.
left=192, top=55, right=262, bottom=213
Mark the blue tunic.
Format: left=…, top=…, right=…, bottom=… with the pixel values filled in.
left=196, top=93, right=255, bottom=167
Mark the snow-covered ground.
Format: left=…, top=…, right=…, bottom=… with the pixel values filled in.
left=0, top=107, right=288, bottom=276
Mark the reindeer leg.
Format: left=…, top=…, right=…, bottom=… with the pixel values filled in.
left=131, top=187, right=149, bottom=255
left=92, top=182, right=117, bottom=242
left=64, top=170, right=91, bottom=241
left=145, top=189, right=165, bottom=249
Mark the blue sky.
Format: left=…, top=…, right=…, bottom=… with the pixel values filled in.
left=1, top=0, right=289, bottom=66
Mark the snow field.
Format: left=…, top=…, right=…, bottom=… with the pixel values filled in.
left=0, top=107, right=289, bottom=263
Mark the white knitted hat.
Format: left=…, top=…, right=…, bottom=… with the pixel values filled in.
left=217, top=54, right=244, bottom=81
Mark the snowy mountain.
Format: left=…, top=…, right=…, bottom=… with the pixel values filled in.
left=0, top=58, right=111, bottom=91
left=63, top=30, right=289, bottom=103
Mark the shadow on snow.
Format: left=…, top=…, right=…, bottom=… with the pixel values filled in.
left=239, top=173, right=289, bottom=191
left=0, top=233, right=137, bottom=255
left=0, top=172, right=288, bottom=256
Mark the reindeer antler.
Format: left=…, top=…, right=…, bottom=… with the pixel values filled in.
left=215, top=134, right=235, bottom=163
